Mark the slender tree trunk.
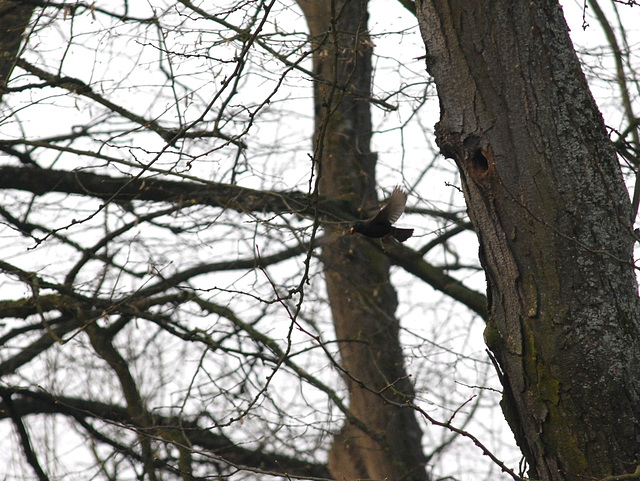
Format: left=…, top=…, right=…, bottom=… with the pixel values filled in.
left=415, top=1, right=640, bottom=480
left=297, top=1, right=428, bottom=480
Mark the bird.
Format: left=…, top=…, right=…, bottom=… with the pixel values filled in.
left=348, top=186, right=414, bottom=242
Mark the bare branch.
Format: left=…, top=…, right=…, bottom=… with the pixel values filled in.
left=0, top=386, right=332, bottom=479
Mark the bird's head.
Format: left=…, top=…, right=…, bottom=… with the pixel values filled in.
left=348, top=221, right=365, bottom=235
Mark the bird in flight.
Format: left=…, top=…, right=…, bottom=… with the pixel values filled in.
left=349, top=186, right=413, bottom=242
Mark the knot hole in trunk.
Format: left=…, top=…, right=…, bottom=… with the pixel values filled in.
left=465, top=141, right=493, bottom=180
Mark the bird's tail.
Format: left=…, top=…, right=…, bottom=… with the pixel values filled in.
left=391, top=227, right=413, bottom=242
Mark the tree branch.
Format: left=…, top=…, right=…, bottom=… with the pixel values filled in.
left=0, top=165, right=329, bottom=218
left=387, top=241, right=487, bottom=320
left=14, top=58, right=243, bottom=147
left=0, top=386, right=331, bottom=479
left=0, top=165, right=486, bottom=319
left=1, top=393, right=51, bottom=481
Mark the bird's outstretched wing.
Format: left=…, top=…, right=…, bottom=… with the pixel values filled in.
left=373, top=186, right=407, bottom=224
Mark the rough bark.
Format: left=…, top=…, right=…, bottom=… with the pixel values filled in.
left=415, top=1, right=640, bottom=480
left=297, top=1, right=428, bottom=480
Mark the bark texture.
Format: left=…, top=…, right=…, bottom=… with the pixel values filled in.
left=415, top=1, right=640, bottom=480
left=297, top=1, right=428, bottom=480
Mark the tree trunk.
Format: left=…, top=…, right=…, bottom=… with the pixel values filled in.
left=415, top=1, right=640, bottom=480
left=0, top=1, right=34, bottom=98
left=297, top=1, right=428, bottom=480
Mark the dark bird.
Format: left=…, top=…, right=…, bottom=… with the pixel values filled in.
left=349, top=186, right=414, bottom=242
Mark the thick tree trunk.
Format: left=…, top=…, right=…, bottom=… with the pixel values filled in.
left=415, top=1, right=640, bottom=480
left=297, top=1, right=428, bottom=480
